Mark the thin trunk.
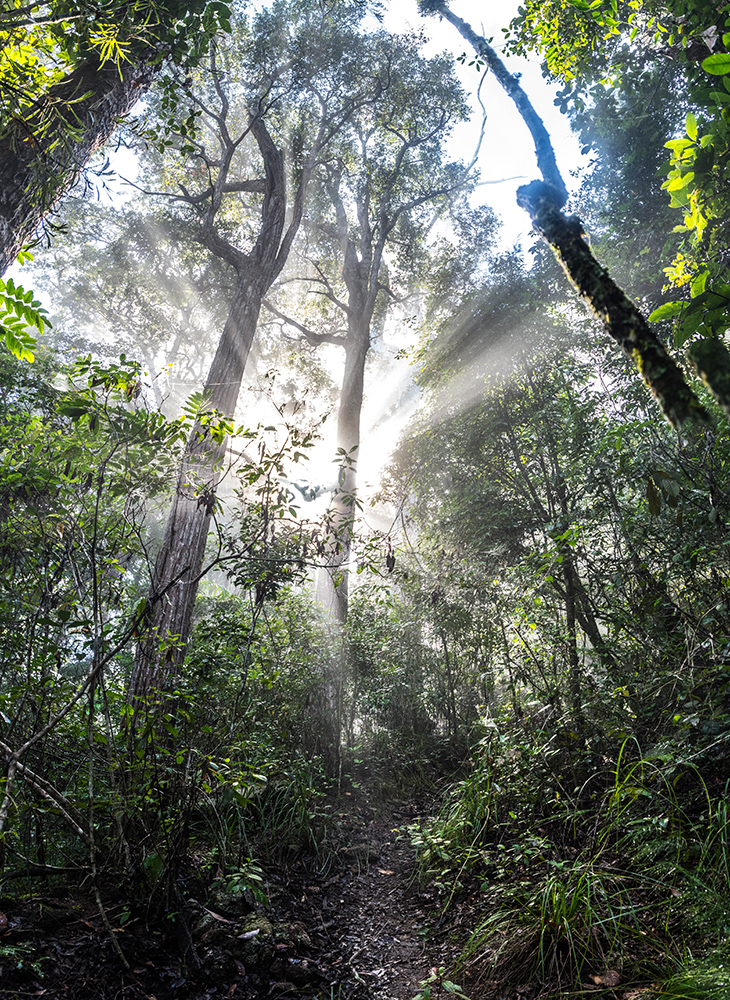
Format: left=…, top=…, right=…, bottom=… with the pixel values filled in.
left=439, top=632, right=458, bottom=738
left=317, top=329, right=369, bottom=621
left=561, top=547, right=583, bottom=730
left=0, top=57, right=150, bottom=274
left=314, top=327, right=368, bottom=775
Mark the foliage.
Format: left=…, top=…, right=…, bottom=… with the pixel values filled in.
left=409, top=720, right=730, bottom=991
left=0, top=273, right=49, bottom=362
left=385, top=161, right=730, bottom=985
left=504, top=0, right=643, bottom=84
left=411, top=966, right=470, bottom=1000
left=0, top=349, right=339, bottom=913
left=0, top=0, right=232, bottom=138
left=5, top=3, right=730, bottom=997
left=27, top=200, right=235, bottom=401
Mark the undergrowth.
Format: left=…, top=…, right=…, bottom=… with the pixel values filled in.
left=410, top=720, right=730, bottom=998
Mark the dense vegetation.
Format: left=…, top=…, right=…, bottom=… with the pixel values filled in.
left=2, top=0, right=730, bottom=997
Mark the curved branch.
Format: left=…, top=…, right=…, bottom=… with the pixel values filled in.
left=263, top=298, right=347, bottom=348
left=422, top=0, right=709, bottom=428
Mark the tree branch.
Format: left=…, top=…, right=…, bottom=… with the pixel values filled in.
left=421, top=0, right=709, bottom=428
left=517, top=182, right=709, bottom=427
left=419, top=0, right=567, bottom=206
left=262, top=298, right=347, bottom=347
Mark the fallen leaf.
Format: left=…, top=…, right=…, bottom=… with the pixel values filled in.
left=202, top=907, right=236, bottom=924
left=377, top=869, right=395, bottom=876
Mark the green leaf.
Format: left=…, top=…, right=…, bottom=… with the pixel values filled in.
left=666, top=171, right=695, bottom=191
left=686, top=111, right=697, bottom=141
left=690, top=271, right=709, bottom=297
left=701, top=53, right=730, bottom=75
left=2, top=324, right=36, bottom=362
left=646, top=478, right=662, bottom=517
left=648, top=301, right=685, bottom=322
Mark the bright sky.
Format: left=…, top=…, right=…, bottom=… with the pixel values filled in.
left=379, top=0, right=587, bottom=248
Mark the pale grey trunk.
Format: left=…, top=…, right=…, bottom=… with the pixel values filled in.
left=316, top=323, right=369, bottom=622
left=314, top=321, right=369, bottom=780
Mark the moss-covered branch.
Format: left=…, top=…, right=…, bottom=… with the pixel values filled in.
left=517, top=182, right=709, bottom=427
left=418, top=0, right=709, bottom=428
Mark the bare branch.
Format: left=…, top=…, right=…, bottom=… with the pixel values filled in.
left=421, top=0, right=568, bottom=206
left=263, top=298, right=347, bottom=348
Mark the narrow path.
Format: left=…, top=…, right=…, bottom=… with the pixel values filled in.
left=274, top=803, right=451, bottom=1000
left=0, top=800, right=454, bottom=999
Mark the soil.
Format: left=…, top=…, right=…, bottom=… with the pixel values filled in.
left=0, top=797, right=458, bottom=1000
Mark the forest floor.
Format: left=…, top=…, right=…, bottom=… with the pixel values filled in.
left=0, top=792, right=467, bottom=1000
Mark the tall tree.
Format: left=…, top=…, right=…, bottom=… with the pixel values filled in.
left=267, top=30, right=491, bottom=620
left=129, top=1, right=382, bottom=704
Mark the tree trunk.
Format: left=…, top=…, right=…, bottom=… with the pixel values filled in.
left=129, top=276, right=263, bottom=702
left=127, top=96, right=297, bottom=708
left=313, top=321, right=369, bottom=780
left=317, top=322, right=369, bottom=622
left=439, top=631, right=458, bottom=738
left=0, top=57, right=150, bottom=275
left=561, top=547, right=583, bottom=731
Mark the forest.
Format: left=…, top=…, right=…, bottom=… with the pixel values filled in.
left=1, top=0, right=730, bottom=997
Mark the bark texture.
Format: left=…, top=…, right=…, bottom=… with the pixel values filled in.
left=0, top=57, right=150, bottom=275
left=130, top=280, right=265, bottom=700
left=516, top=181, right=709, bottom=428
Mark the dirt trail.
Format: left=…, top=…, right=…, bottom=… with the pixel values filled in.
left=275, top=804, right=447, bottom=1000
